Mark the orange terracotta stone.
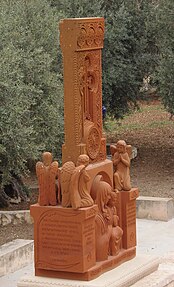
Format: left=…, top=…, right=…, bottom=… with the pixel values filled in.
left=31, top=204, right=98, bottom=274
left=36, top=152, right=58, bottom=206
left=31, top=17, right=139, bottom=281
left=59, top=17, right=106, bottom=165
left=121, top=188, right=139, bottom=249
left=110, top=140, right=132, bottom=191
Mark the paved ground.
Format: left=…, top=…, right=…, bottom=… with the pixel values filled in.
left=1, top=218, right=174, bottom=287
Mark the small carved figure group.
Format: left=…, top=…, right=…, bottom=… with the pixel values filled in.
left=94, top=180, right=123, bottom=261
left=110, top=140, right=131, bottom=191
left=36, top=152, right=93, bottom=209
left=36, top=151, right=123, bottom=261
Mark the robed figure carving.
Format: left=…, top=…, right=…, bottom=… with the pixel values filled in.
left=36, top=152, right=58, bottom=206
left=110, top=140, right=131, bottom=191
left=94, top=181, right=123, bottom=261
left=107, top=192, right=123, bottom=256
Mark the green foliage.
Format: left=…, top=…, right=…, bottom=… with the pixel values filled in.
left=101, top=1, right=159, bottom=118
left=0, top=0, right=64, bottom=186
left=51, top=0, right=158, bottom=118
left=156, top=0, right=174, bottom=117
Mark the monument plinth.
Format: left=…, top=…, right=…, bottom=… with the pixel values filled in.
left=31, top=204, right=97, bottom=275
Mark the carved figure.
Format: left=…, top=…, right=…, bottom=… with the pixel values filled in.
left=60, top=154, right=94, bottom=209
left=95, top=181, right=112, bottom=261
left=75, top=154, right=94, bottom=208
left=79, top=55, right=99, bottom=122
left=107, top=192, right=123, bottom=256
left=36, top=152, right=58, bottom=206
left=60, top=161, right=75, bottom=207
left=110, top=140, right=131, bottom=191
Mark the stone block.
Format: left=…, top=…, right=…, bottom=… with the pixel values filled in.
left=1, top=213, right=12, bottom=226
left=136, top=196, right=174, bottom=221
left=17, top=255, right=159, bottom=287
left=131, top=266, right=174, bottom=286
left=0, top=239, right=33, bottom=277
left=0, top=210, right=33, bottom=226
left=24, top=211, right=33, bottom=224
left=13, top=212, right=23, bottom=225
left=31, top=204, right=98, bottom=276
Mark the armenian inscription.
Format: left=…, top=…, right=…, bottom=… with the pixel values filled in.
left=126, top=201, right=136, bottom=226
left=37, top=211, right=81, bottom=271
left=31, top=206, right=97, bottom=273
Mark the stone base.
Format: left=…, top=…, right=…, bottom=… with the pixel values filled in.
left=35, top=248, right=136, bottom=281
left=131, top=268, right=174, bottom=287
left=136, top=196, right=174, bottom=221
left=0, top=239, right=33, bottom=277
left=17, top=255, right=159, bottom=287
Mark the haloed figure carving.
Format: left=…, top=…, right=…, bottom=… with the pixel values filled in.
left=36, top=152, right=58, bottom=206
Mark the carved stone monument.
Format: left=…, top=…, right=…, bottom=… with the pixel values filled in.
left=59, top=17, right=106, bottom=165
left=29, top=17, right=139, bottom=282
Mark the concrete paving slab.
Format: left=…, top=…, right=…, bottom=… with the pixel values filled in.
left=136, top=218, right=174, bottom=257
left=0, top=263, right=33, bottom=287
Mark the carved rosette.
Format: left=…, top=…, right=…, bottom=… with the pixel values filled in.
left=86, top=126, right=101, bottom=160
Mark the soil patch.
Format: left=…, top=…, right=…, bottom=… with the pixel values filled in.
left=0, top=224, right=33, bottom=246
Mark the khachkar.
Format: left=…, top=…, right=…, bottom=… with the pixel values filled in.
left=28, top=17, right=139, bottom=284
left=60, top=17, right=106, bottom=165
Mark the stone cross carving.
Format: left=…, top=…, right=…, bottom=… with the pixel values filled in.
left=60, top=18, right=106, bottom=164
left=29, top=18, right=139, bottom=283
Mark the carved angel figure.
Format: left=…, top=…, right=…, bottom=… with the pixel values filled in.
left=60, top=154, right=94, bottom=209
left=110, top=140, right=131, bottom=191
left=36, top=152, right=58, bottom=206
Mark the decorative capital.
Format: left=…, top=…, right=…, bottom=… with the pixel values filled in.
left=60, top=18, right=104, bottom=52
